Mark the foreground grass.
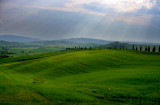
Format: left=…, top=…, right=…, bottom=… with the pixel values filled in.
left=0, top=49, right=160, bottom=105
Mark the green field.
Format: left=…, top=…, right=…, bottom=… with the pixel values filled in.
left=0, top=49, right=160, bottom=105
left=9, top=46, right=64, bottom=56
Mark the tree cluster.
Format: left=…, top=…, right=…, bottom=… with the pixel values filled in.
left=66, top=46, right=92, bottom=50
left=0, top=47, right=9, bottom=58
left=132, top=45, right=160, bottom=53
left=106, top=46, right=126, bottom=50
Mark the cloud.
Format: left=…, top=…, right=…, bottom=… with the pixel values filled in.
left=0, top=19, right=4, bottom=25
left=114, top=14, right=153, bottom=25
left=0, top=0, right=160, bottom=42
left=33, top=6, right=106, bottom=16
left=67, top=0, right=157, bottom=12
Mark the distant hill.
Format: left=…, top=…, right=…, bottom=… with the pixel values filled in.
left=33, top=38, right=113, bottom=46
left=60, top=38, right=113, bottom=44
left=0, top=40, right=24, bottom=47
left=0, top=40, right=42, bottom=48
left=0, top=35, right=42, bottom=43
left=41, top=40, right=77, bottom=45
left=35, top=40, right=100, bottom=47
left=107, top=42, right=130, bottom=48
left=98, top=42, right=130, bottom=49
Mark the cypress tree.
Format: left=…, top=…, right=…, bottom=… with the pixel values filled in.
left=145, top=47, right=148, bottom=52
left=90, top=47, right=92, bottom=50
left=152, top=46, right=156, bottom=52
left=133, top=45, right=135, bottom=50
left=159, top=46, right=160, bottom=52
left=148, top=46, right=150, bottom=52
left=136, top=47, right=138, bottom=51
left=140, top=46, right=142, bottom=51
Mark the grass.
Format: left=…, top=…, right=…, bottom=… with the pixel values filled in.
left=0, top=49, right=160, bottom=104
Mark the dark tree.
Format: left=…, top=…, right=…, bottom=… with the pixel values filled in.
left=152, top=46, right=156, bottom=52
left=140, top=46, right=142, bottom=51
left=159, top=46, right=160, bottom=52
left=136, top=47, right=138, bottom=51
left=21, top=51, right=24, bottom=53
left=148, top=46, right=150, bottom=52
left=75, top=46, right=77, bottom=49
left=85, top=47, right=87, bottom=50
left=133, top=45, right=135, bottom=50
left=115, top=47, right=116, bottom=50
left=145, top=47, right=148, bottom=52
left=0, top=55, right=9, bottom=58
left=90, top=47, right=92, bottom=50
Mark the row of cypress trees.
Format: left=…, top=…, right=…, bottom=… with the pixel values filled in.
left=133, top=45, right=160, bottom=52
left=65, top=45, right=160, bottom=53
left=106, top=46, right=127, bottom=50
left=66, top=46, right=92, bottom=50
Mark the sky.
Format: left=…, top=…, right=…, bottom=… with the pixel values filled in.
left=0, top=0, right=160, bottom=43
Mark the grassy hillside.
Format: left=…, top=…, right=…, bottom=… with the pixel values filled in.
left=0, top=49, right=160, bottom=104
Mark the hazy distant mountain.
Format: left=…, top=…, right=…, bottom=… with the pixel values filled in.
left=35, top=38, right=113, bottom=46
left=0, top=40, right=24, bottom=47
left=60, top=38, right=113, bottom=44
left=41, top=40, right=77, bottom=45
left=32, top=38, right=112, bottom=46
left=0, top=35, right=42, bottom=43
left=0, top=40, right=43, bottom=48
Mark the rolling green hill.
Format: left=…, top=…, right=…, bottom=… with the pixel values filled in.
left=0, top=49, right=160, bottom=104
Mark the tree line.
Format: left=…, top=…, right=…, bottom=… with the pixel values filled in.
left=66, top=46, right=92, bottom=50
left=66, top=45, right=160, bottom=53
left=132, top=45, right=160, bottom=53
left=106, top=45, right=160, bottom=53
